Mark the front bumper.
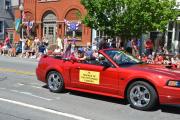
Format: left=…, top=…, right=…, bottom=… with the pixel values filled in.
left=36, top=67, right=46, bottom=83
left=159, top=86, right=180, bottom=104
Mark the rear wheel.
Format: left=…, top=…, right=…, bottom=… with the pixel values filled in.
left=127, top=81, right=158, bottom=111
left=47, top=71, right=64, bottom=93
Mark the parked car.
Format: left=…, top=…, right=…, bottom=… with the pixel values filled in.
left=36, top=48, right=180, bottom=110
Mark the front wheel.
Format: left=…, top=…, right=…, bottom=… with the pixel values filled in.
left=127, top=81, right=158, bottom=111
left=47, top=71, right=64, bottom=93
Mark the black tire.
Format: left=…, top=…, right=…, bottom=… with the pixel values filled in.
left=127, top=81, right=158, bottom=111
left=47, top=71, right=64, bottom=93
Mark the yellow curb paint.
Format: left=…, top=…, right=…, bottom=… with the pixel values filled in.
left=0, top=68, right=35, bottom=76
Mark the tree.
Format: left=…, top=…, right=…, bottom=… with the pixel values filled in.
left=81, top=0, right=177, bottom=39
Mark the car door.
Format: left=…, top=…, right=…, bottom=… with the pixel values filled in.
left=70, top=54, right=120, bottom=95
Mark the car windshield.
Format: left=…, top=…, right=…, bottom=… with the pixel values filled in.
left=105, top=50, right=143, bottom=66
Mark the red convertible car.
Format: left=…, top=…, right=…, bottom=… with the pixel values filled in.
left=36, top=49, right=180, bottom=110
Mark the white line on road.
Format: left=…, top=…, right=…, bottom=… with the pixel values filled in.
left=17, top=83, right=25, bottom=86
left=0, top=97, right=91, bottom=120
left=0, top=88, right=6, bottom=90
left=31, top=85, right=42, bottom=89
left=16, top=83, right=43, bottom=89
left=20, top=92, right=52, bottom=101
left=10, top=89, right=19, bottom=92
left=10, top=89, right=52, bottom=101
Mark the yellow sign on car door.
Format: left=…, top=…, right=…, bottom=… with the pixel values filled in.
left=79, top=70, right=100, bottom=84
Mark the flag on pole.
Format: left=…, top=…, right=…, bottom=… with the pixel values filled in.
left=15, top=19, right=21, bottom=32
left=22, top=11, right=26, bottom=22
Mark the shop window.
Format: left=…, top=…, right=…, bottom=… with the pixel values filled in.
left=0, top=21, right=3, bottom=33
left=168, top=21, right=173, bottom=31
left=65, top=23, right=82, bottom=40
left=5, top=0, right=11, bottom=10
left=167, top=32, right=172, bottom=51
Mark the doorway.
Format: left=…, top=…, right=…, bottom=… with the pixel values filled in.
left=42, top=11, right=57, bottom=44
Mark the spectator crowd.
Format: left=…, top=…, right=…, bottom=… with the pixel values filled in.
left=0, top=34, right=179, bottom=68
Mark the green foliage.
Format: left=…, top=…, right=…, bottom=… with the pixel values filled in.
left=81, top=0, right=177, bottom=38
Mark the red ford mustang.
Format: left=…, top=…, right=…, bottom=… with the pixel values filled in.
left=36, top=49, right=180, bottom=110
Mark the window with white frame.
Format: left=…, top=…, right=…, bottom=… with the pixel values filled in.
left=5, top=0, right=11, bottom=10
left=96, top=30, right=109, bottom=39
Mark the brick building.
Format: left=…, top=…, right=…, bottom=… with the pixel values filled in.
left=0, top=0, right=18, bottom=42
left=14, top=0, right=91, bottom=46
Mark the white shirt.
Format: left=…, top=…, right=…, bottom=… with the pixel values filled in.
left=54, top=48, right=61, bottom=53
left=57, top=37, right=63, bottom=50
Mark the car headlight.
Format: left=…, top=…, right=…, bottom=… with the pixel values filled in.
left=167, top=80, right=180, bottom=88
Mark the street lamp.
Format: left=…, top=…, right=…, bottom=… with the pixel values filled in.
left=19, top=3, right=24, bottom=54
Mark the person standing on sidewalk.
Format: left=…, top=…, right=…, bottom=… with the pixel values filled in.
left=145, top=39, right=153, bottom=56
left=57, top=35, right=63, bottom=52
left=2, top=34, right=11, bottom=55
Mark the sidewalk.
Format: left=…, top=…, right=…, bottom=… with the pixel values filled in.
left=0, top=55, right=38, bottom=64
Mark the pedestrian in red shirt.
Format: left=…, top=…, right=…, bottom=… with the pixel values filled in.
left=2, top=35, right=11, bottom=55
left=145, top=39, right=153, bottom=56
left=0, top=42, right=3, bottom=55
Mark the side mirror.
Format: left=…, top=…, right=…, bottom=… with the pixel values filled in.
left=99, top=56, right=105, bottom=61
left=100, top=61, right=111, bottom=68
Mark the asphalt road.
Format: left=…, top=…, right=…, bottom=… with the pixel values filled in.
left=0, top=56, right=179, bottom=120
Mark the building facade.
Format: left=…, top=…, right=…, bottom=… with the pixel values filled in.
left=14, top=0, right=91, bottom=46
left=0, top=0, right=18, bottom=42
left=164, top=0, right=180, bottom=54
left=13, top=0, right=180, bottom=53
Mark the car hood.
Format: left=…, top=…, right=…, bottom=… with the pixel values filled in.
left=126, top=64, right=180, bottom=79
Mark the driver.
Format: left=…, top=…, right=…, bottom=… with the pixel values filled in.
left=76, top=49, right=87, bottom=63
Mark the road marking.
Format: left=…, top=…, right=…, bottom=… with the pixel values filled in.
left=20, top=92, right=52, bottom=101
left=0, top=68, right=35, bottom=76
left=16, top=83, right=42, bottom=89
left=10, top=89, right=19, bottom=93
left=31, top=85, right=42, bottom=89
left=0, top=88, right=6, bottom=90
left=0, top=97, right=91, bottom=120
left=30, top=83, right=41, bottom=85
left=17, top=83, right=25, bottom=86
left=10, top=89, right=52, bottom=101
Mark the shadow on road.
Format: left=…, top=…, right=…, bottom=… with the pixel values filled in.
left=42, top=85, right=69, bottom=94
left=42, top=85, right=48, bottom=89
left=41, top=85, right=180, bottom=114
left=160, top=105, right=180, bottom=114
left=68, top=91, right=127, bottom=105
left=67, top=91, right=180, bottom=114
